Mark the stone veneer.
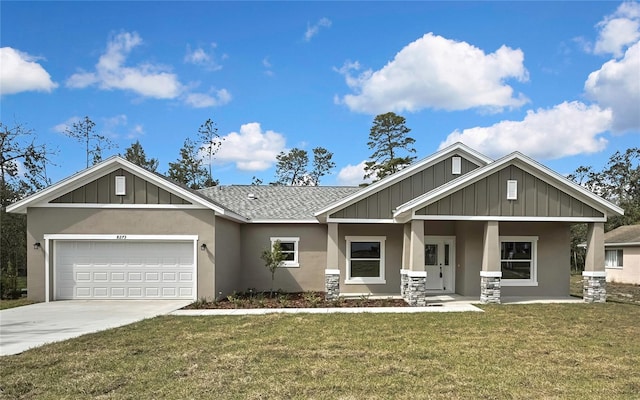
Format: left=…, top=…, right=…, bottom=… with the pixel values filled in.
left=582, top=271, right=606, bottom=303
left=480, top=272, right=501, bottom=304
left=400, top=269, right=408, bottom=299
left=404, top=271, right=427, bottom=306
left=324, top=269, right=340, bottom=301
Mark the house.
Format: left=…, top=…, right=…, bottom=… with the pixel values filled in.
left=7, top=143, right=624, bottom=305
left=603, top=224, right=640, bottom=285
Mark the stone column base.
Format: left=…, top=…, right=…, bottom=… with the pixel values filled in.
left=405, top=271, right=427, bottom=307
left=582, top=271, right=606, bottom=303
left=400, top=269, right=409, bottom=299
left=325, top=269, right=340, bottom=301
left=480, top=271, right=502, bottom=304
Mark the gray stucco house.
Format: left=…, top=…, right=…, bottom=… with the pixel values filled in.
left=8, top=143, right=623, bottom=305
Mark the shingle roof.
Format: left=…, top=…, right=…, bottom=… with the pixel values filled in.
left=604, top=224, right=640, bottom=245
left=199, top=185, right=362, bottom=220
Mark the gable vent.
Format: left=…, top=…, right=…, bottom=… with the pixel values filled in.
left=115, top=176, right=126, bottom=196
left=452, top=156, right=462, bottom=175
left=507, top=180, right=517, bottom=200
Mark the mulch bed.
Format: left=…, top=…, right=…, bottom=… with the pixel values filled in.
left=184, top=291, right=408, bottom=309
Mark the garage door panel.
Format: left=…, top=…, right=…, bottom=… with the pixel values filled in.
left=55, top=240, right=195, bottom=300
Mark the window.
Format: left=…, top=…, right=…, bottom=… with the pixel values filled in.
left=345, top=236, right=386, bottom=284
left=270, top=237, right=299, bottom=267
left=500, top=236, right=538, bottom=286
left=605, top=249, right=623, bottom=268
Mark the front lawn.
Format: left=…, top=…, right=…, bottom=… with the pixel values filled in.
left=1, top=304, right=639, bottom=399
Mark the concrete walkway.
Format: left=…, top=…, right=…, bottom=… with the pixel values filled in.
left=0, top=300, right=191, bottom=356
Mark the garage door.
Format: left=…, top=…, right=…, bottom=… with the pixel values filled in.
left=55, top=241, right=195, bottom=300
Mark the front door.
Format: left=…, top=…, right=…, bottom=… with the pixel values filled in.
left=424, top=236, right=455, bottom=293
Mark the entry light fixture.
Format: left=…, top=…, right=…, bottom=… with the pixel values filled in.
left=33, top=242, right=41, bottom=250
left=200, top=243, right=207, bottom=251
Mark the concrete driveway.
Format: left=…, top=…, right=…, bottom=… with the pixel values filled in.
left=0, top=300, right=191, bottom=356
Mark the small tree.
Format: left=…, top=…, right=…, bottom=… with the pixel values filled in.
left=123, top=140, right=159, bottom=172
left=167, top=138, right=215, bottom=189
left=260, top=240, right=286, bottom=296
left=364, top=112, right=416, bottom=181
left=64, top=116, right=115, bottom=167
left=198, top=118, right=223, bottom=185
left=274, top=146, right=335, bottom=186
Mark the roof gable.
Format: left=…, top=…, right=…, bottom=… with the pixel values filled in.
left=6, top=157, right=237, bottom=218
left=394, top=152, right=624, bottom=221
left=50, top=167, right=192, bottom=205
left=315, top=142, right=492, bottom=221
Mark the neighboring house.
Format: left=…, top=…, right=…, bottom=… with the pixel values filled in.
left=604, top=224, right=640, bottom=285
left=7, top=143, right=623, bottom=305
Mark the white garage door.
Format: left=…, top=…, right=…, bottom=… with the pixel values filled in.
left=55, top=240, right=195, bottom=300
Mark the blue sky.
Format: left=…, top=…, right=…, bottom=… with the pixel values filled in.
left=2, top=1, right=639, bottom=186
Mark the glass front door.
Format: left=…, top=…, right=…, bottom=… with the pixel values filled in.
left=424, top=236, right=455, bottom=292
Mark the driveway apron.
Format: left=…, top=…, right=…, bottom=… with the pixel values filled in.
left=0, top=300, right=191, bottom=356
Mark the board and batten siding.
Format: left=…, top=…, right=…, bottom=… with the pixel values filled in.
left=50, top=169, right=191, bottom=205
left=330, top=155, right=480, bottom=219
left=415, top=165, right=604, bottom=218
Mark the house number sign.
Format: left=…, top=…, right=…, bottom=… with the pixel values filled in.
left=116, top=235, right=127, bottom=240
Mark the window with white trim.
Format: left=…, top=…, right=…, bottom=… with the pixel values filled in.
left=270, top=237, right=299, bottom=267
left=500, top=236, right=538, bottom=286
left=345, top=236, right=386, bottom=284
left=605, top=249, right=623, bottom=268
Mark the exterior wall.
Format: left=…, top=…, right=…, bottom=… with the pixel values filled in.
left=416, top=165, right=604, bottom=218
left=454, top=221, right=484, bottom=296
left=606, top=246, right=640, bottom=285
left=26, top=207, right=215, bottom=301
left=330, top=156, right=480, bottom=219
left=214, top=216, right=242, bottom=299
left=239, top=224, right=327, bottom=292
left=50, top=168, right=190, bottom=205
left=338, top=224, right=404, bottom=295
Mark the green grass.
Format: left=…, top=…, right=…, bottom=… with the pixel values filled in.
left=0, top=298, right=35, bottom=310
left=1, top=304, right=639, bottom=399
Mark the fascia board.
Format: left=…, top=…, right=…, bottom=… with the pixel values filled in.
left=314, top=142, right=493, bottom=218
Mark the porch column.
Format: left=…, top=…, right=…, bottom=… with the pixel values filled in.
left=324, top=222, right=340, bottom=301
left=400, top=223, right=411, bottom=298
left=405, top=220, right=427, bottom=306
left=480, top=221, right=501, bottom=304
left=583, top=222, right=606, bottom=303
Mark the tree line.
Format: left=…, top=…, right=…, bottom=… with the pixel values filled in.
left=2, top=111, right=636, bottom=296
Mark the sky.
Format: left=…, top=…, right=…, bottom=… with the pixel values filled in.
left=1, top=1, right=639, bottom=187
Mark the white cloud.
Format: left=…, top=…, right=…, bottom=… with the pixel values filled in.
left=337, top=160, right=372, bottom=186
left=0, top=47, right=58, bottom=95
left=66, top=31, right=182, bottom=99
left=53, top=116, right=81, bottom=133
left=585, top=41, right=640, bottom=132
left=66, top=32, right=231, bottom=108
left=594, top=2, right=640, bottom=57
left=212, top=122, right=286, bottom=171
left=439, top=101, right=612, bottom=160
left=304, top=17, right=332, bottom=42
left=336, top=33, right=529, bottom=114
left=184, top=44, right=223, bottom=71
left=184, top=89, right=232, bottom=108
